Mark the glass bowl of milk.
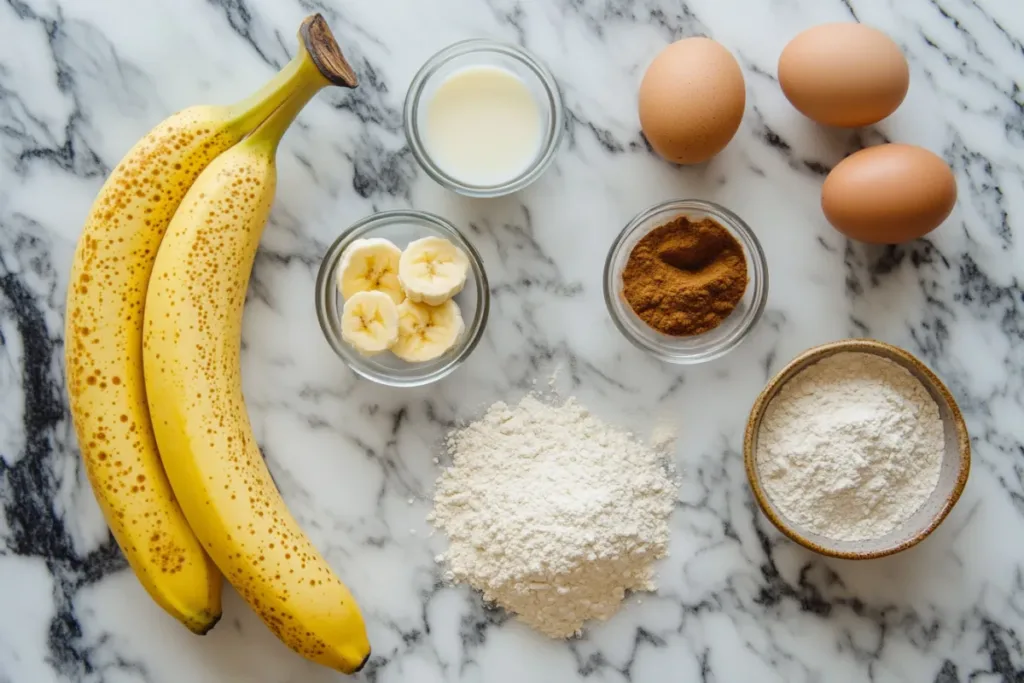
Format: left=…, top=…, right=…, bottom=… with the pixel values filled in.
left=404, top=40, right=564, bottom=197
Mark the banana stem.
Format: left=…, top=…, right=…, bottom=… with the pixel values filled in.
left=225, top=53, right=309, bottom=134
left=245, top=57, right=326, bottom=152
left=225, top=13, right=356, bottom=135
left=299, top=14, right=358, bottom=88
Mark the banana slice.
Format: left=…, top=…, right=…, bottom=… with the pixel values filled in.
left=341, top=290, right=400, bottom=356
left=337, top=237, right=404, bottom=303
left=392, top=299, right=466, bottom=363
left=398, top=236, right=470, bottom=305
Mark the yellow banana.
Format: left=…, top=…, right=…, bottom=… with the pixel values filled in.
left=143, top=18, right=369, bottom=673
left=64, top=15, right=343, bottom=635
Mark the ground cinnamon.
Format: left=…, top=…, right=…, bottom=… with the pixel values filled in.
left=621, top=215, right=748, bottom=336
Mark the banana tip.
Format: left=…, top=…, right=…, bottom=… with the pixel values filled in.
left=190, top=611, right=222, bottom=636
left=353, top=650, right=371, bottom=673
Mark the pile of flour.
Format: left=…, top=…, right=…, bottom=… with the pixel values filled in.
left=429, top=395, right=676, bottom=638
left=756, top=352, right=944, bottom=542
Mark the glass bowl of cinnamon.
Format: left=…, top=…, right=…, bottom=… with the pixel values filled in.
left=603, top=199, right=768, bottom=364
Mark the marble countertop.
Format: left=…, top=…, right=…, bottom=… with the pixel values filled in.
left=2, top=0, right=1023, bottom=681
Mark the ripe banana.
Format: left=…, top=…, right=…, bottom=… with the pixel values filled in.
left=341, top=290, right=400, bottom=355
left=392, top=298, right=466, bottom=362
left=64, top=20, right=327, bottom=633
left=143, top=18, right=370, bottom=674
left=337, top=237, right=404, bottom=303
left=398, top=236, right=469, bottom=305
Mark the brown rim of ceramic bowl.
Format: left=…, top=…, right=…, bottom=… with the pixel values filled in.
left=743, top=338, right=970, bottom=560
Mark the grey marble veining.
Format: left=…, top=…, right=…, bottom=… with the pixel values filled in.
left=1, top=0, right=1023, bottom=681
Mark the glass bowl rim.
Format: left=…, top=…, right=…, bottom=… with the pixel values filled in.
left=314, top=209, right=490, bottom=387
left=402, top=38, right=565, bottom=198
left=602, top=198, right=769, bottom=365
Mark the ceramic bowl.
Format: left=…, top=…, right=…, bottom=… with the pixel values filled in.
left=744, top=339, right=970, bottom=559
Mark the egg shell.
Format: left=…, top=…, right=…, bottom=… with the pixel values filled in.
left=638, top=37, right=746, bottom=164
left=822, top=144, right=957, bottom=244
left=779, top=23, right=909, bottom=128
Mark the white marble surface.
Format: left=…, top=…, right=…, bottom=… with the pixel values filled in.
left=1, top=0, right=1023, bottom=680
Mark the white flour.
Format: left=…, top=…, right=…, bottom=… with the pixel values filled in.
left=756, top=352, right=944, bottom=542
left=429, top=395, right=676, bottom=638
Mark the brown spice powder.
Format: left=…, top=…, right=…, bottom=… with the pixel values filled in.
left=621, top=216, right=748, bottom=336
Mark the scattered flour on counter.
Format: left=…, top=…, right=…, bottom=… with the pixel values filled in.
left=756, top=352, right=944, bottom=542
left=650, top=423, right=678, bottom=452
left=429, top=395, right=676, bottom=638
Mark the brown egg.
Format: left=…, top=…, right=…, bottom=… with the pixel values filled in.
left=638, top=37, right=746, bottom=164
left=779, top=23, right=909, bottom=128
left=822, top=144, right=957, bottom=244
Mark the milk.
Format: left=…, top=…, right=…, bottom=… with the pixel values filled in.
left=425, top=66, right=542, bottom=186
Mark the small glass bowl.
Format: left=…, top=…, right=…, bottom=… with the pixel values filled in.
left=315, top=210, right=489, bottom=387
left=603, top=199, right=768, bottom=364
left=403, top=39, right=565, bottom=197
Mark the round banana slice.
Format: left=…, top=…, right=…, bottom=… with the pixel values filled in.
left=341, top=290, right=400, bottom=356
left=392, top=299, right=466, bottom=363
left=398, top=236, right=469, bottom=306
left=337, top=237, right=404, bottom=303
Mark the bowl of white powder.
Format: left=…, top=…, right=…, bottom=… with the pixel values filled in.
left=744, top=339, right=970, bottom=559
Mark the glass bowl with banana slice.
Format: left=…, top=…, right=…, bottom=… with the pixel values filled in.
left=316, top=210, right=489, bottom=387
